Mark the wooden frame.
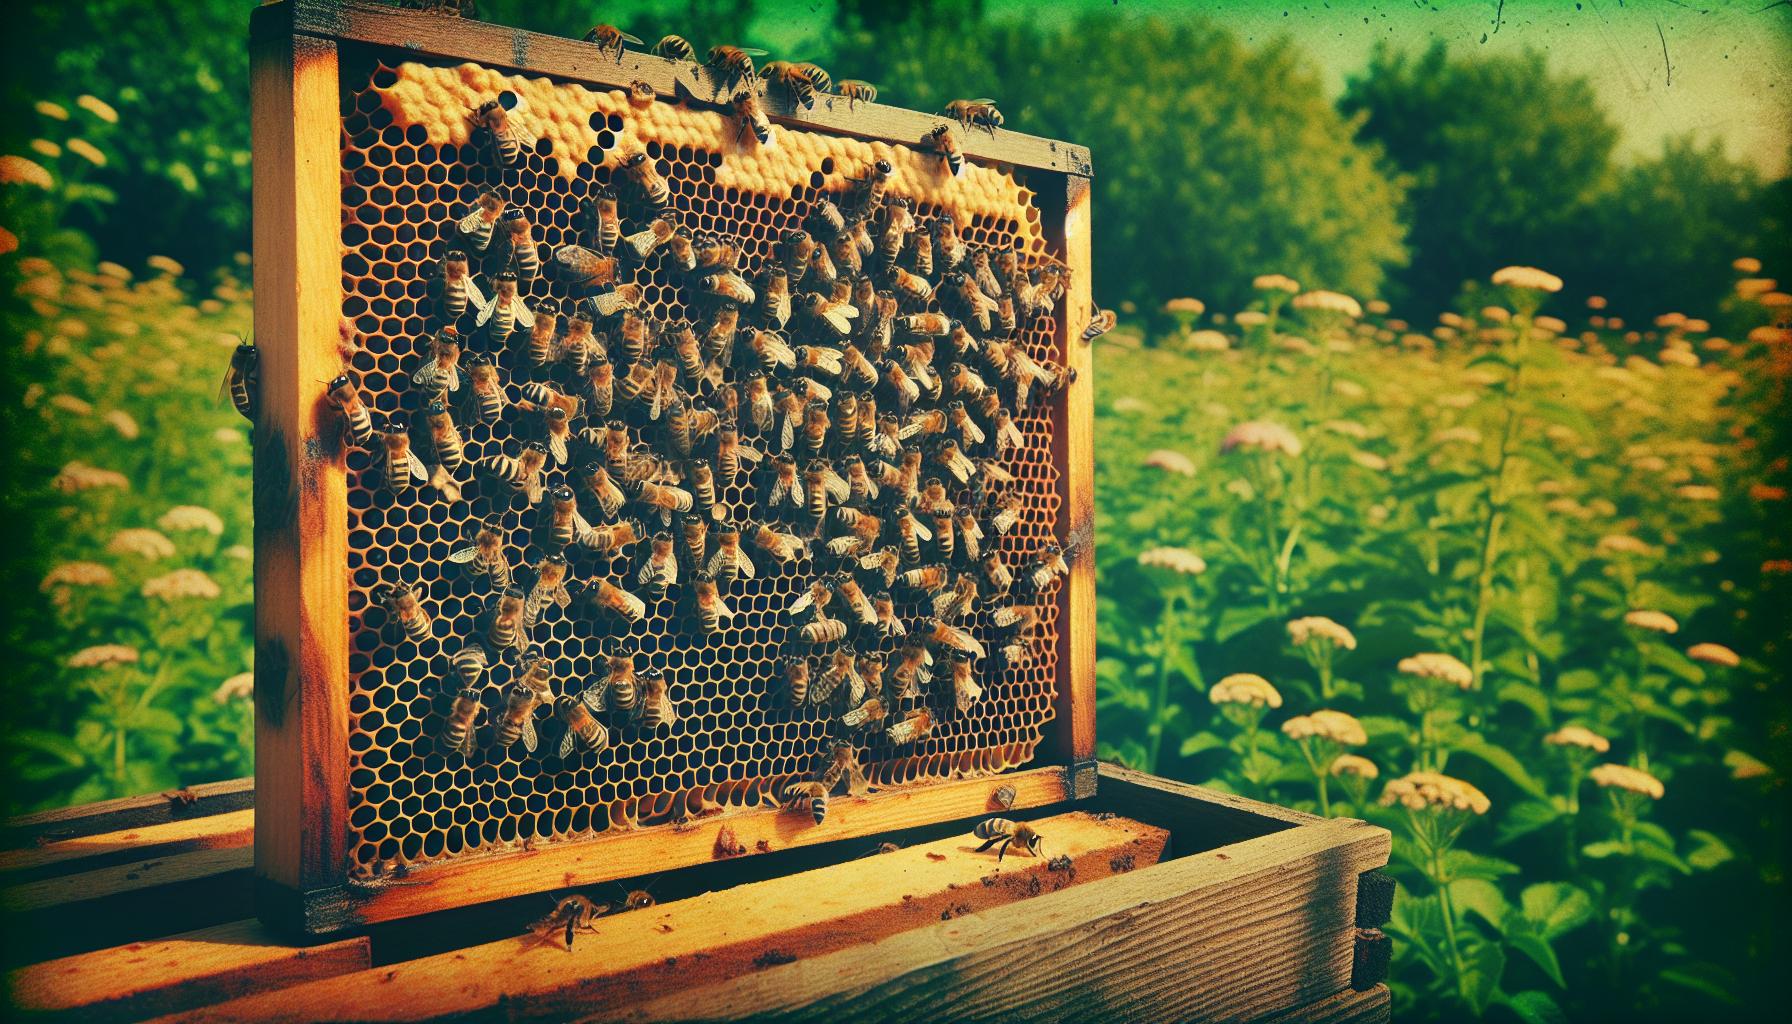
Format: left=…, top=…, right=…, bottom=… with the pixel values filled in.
left=250, top=0, right=1098, bottom=933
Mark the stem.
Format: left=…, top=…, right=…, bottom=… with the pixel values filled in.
left=1419, top=813, right=1469, bottom=1001
left=1297, top=738, right=1332, bottom=816
left=1318, top=650, right=1335, bottom=701
left=1630, top=642, right=1651, bottom=772
left=1146, top=593, right=1178, bottom=775
left=1468, top=335, right=1527, bottom=694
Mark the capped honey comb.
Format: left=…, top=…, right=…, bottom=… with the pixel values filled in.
left=337, top=53, right=1065, bottom=874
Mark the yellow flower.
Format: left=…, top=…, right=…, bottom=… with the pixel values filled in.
left=1681, top=318, right=1710, bottom=334
left=1544, top=725, right=1611, bottom=753
left=1185, top=329, right=1231, bottom=352
left=1748, top=326, right=1791, bottom=345
left=224, top=544, right=253, bottom=561
left=68, top=644, right=140, bottom=668
left=1480, top=306, right=1512, bottom=324
left=34, top=100, right=69, bottom=121
left=1586, top=295, right=1608, bottom=310
left=1333, top=379, right=1366, bottom=399
left=214, top=672, right=255, bottom=703
left=76, top=95, right=119, bottom=123
left=29, top=139, right=60, bottom=158
left=1287, top=616, right=1357, bottom=650
left=1760, top=291, right=1792, bottom=308
left=1676, top=484, right=1720, bottom=502
left=1111, top=396, right=1147, bottom=415
left=158, top=505, right=225, bottom=536
left=1533, top=315, right=1566, bottom=335
left=1366, top=299, right=1390, bottom=315
left=146, top=255, right=185, bottom=277
left=1277, top=334, right=1318, bottom=355
left=104, top=410, right=140, bottom=439
left=1330, top=754, right=1380, bottom=779
left=1234, top=310, right=1269, bottom=328
left=1209, top=673, right=1283, bottom=709
left=1292, top=290, right=1363, bottom=319
left=1492, top=266, right=1563, bottom=293
left=1142, top=449, right=1196, bottom=477
left=53, top=461, right=129, bottom=492
left=41, top=561, right=117, bottom=590
left=64, top=139, right=106, bottom=167
left=1350, top=450, right=1389, bottom=472
left=107, top=528, right=176, bottom=560
left=1597, top=535, right=1657, bottom=557
left=1398, top=653, right=1474, bottom=689
left=1733, top=257, right=1762, bottom=273
left=1431, top=426, right=1482, bottom=446
left=1624, top=609, right=1679, bottom=634
left=1138, top=547, right=1207, bottom=576
left=1322, top=420, right=1370, bottom=440
left=1253, top=274, right=1300, bottom=294
left=1221, top=420, right=1303, bottom=457
left=1750, top=483, right=1787, bottom=502
left=96, top=260, right=131, bottom=281
left=1282, top=709, right=1367, bottom=746
left=1381, top=772, right=1491, bottom=814
left=48, top=394, right=94, bottom=416
left=1658, top=348, right=1700, bottom=368
left=142, top=568, right=222, bottom=601
left=1654, top=312, right=1687, bottom=329
left=1686, top=642, right=1740, bottom=667
left=1736, top=278, right=1778, bottom=301
left=1163, top=297, right=1206, bottom=315
left=0, top=225, right=16, bottom=255
left=0, top=155, right=55, bottom=188
left=1590, top=763, right=1664, bottom=800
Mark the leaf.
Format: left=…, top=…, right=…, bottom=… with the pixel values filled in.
left=1449, top=877, right=1509, bottom=930
left=1519, top=882, right=1595, bottom=939
left=9, top=729, right=89, bottom=767
left=1495, top=800, right=1562, bottom=846
left=1683, top=830, right=1734, bottom=871
left=1657, top=963, right=1740, bottom=1005
left=1494, top=680, right=1551, bottom=723
left=1461, top=939, right=1507, bottom=1016
left=1441, top=848, right=1521, bottom=882
left=1498, top=990, right=1568, bottom=1024
left=1582, top=839, right=1628, bottom=859
left=1178, top=731, right=1227, bottom=757
left=1451, top=735, right=1551, bottom=800
left=1506, top=931, right=1566, bottom=988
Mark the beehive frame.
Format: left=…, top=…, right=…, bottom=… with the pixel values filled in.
left=250, top=0, right=1095, bottom=934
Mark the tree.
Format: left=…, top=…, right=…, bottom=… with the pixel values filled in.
left=1341, top=43, right=1619, bottom=314
left=828, top=13, right=1408, bottom=315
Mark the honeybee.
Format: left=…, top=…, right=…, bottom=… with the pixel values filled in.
left=760, top=60, right=816, bottom=109
left=484, top=587, right=530, bottom=653
left=888, top=267, right=933, bottom=307
left=582, top=23, right=641, bottom=60
left=992, top=784, right=1017, bottom=812
left=870, top=590, right=906, bottom=638
left=704, top=45, right=766, bottom=93
left=440, top=684, right=485, bottom=757
left=475, top=270, right=535, bottom=345
left=787, top=578, right=834, bottom=623
left=944, top=98, right=1002, bottom=134
left=376, top=426, right=429, bottom=493
left=701, top=528, right=752, bottom=582
left=450, top=641, right=490, bottom=690
left=837, top=79, right=878, bottom=107
left=951, top=652, right=984, bottom=713
left=690, top=573, right=734, bottom=634
left=783, top=655, right=812, bottom=707
left=859, top=548, right=902, bottom=589
left=917, top=616, right=986, bottom=659
left=552, top=244, right=618, bottom=291
left=731, top=89, right=770, bottom=145
left=471, top=94, right=534, bottom=167
left=511, top=647, right=556, bottom=697
left=636, top=669, right=677, bottom=729
left=524, top=553, right=572, bottom=626
left=476, top=440, right=549, bottom=504
left=819, top=649, right=867, bottom=708
left=325, top=374, right=374, bottom=448
left=463, top=353, right=508, bottom=425
left=933, top=574, right=979, bottom=623
left=622, top=216, right=676, bottom=262
left=779, top=229, right=815, bottom=283
left=621, top=151, right=671, bottom=212
left=444, top=519, right=506, bottom=588
left=680, top=513, right=710, bottom=569
left=800, top=615, right=849, bottom=645
left=539, top=485, right=591, bottom=552
left=800, top=293, right=859, bottom=339
left=973, top=818, right=1042, bottom=862
left=782, top=781, right=828, bottom=825
left=634, top=481, right=695, bottom=525
left=980, top=551, right=1014, bottom=597
left=901, top=563, right=951, bottom=595
left=653, top=34, right=696, bottom=61
left=580, top=578, right=647, bottom=623
left=911, top=230, right=934, bottom=279
left=834, top=574, right=878, bottom=625
left=664, top=226, right=696, bottom=274
left=431, top=249, right=486, bottom=321
left=423, top=399, right=465, bottom=472
left=1081, top=307, right=1116, bottom=345
left=819, top=741, right=869, bottom=797
left=455, top=188, right=507, bottom=251
left=600, top=648, right=640, bottom=713
left=581, top=517, right=645, bottom=556
left=885, top=708, right=934, bottom=746
left=805, top=198, right=846, bottom=242
left=746, top=520, right=808, bottom=564
left=411, top=328, right=463, bottom=399
left=555, top=686, right=610, bottom=758
left=1022, top=543, right=1072, bottom=594
left=577, top=187, right=621, bottom=257
left=841, top=696, right=885, bottom=731
left=700, top=270, right=757, bottom=306
left=218, top=340, right=258, bottom=422
left=527, top=895, right=602, bottom=951
left=920, top=123, right=964, bottom=176
left=494, top=209, right=540, bottom=283
left=988, top=493, right=1023, bottom=537
left=583, top=282, right=645, bottom=319
left=374, top=582, right=432, bottom=644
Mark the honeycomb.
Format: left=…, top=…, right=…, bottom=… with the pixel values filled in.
left=337, top=51, right=1067, bottom=873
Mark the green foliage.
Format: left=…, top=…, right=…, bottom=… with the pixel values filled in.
left=828, top=12, right=1409, bottom=314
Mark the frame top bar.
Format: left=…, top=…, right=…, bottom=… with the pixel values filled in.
left=253, top=0, right=1094, bottom=177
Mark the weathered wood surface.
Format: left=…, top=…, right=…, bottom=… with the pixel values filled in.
left=248, top=9, right=349, bottom=898
left=156, top=812, right=1164, bottom=1023
left=2, top=779, right=253, bottom=847
left=1262, top=984, right=1391, bottom=1024
left=617, top=814, right=1387, bottom=1022
left=0, top=809, right=254, bottom=882
left=259, top=0, right=1091, bottom=175
left=5, top=921, right=369, bottom=1024
left=1050, top=172, right=1097, bottom=780
left=331, top=765, right=1069, bottom=928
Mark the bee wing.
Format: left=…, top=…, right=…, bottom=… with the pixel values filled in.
left=580, top=684, right=605, bottom=713
left=404, top=450, right=430, bottom=481
left=558, top=729, right=577, bottom=760
left=474, top=292, right=500, bottom=327
left=909, top=515, right=932, bottom=542
left=623, top=226, right=662, bottom=259
left=821, top=307, right=855, bottom=334
left=520, top=715, right=538, bottom=753
left=823, top=468, right=850, bottom=502
left=461, top=275, right=487, bottom=311
left=547, top=433, right=569, bottom=466
left=588, top=290, right=630, bottom=318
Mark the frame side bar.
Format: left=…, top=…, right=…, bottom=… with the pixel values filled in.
left=1048, top=174, right=1096, bottom=780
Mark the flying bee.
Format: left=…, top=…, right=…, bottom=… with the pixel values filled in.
left=1022, top=543, right=1072, bottom=594
left=950, top=652, right=984, bottom=714
left=837, top=79, right=878, bottom=107
left=218, top=340, right=259, bottom=422
left=440, top=684, right=485, bottom=758
left=637, top=532, right=678, bottom=597
left=580, top=578, right=647, bottom=624
left=450, top=521, right=514, bottom=591
left=635, top=669, right=677, bottom=730
left=800, top=615, right=849, bottom=645
left=411, top=328, right=464, bottom=399
left=581, top=517, right=644, bottom=556
left=552, top=244, right=618, bottom=291
left=621, top=151, right=671, bottom=212
left=917, top=616, right=986, bottom=659
left=431, top=249, right=486, bottom=321
left=555, top=685, right=610, bottom=758
left=475, top=271, right=535, bottom=346
left=933, top=574, right=978, bottom=622
left=653, top=34, right=696, bottom=61
left=690, top=573, right=734, bottom=635
left=483, top=587, right=530, bottom=653
left=470, top=94, right=534, bottom=167
left=973, top=818, right=1043, bottom=862
left=1081, top=307, right=1117, bottom=345
left=527, top=895, right=602, bottom=951
left=373, top=582, right=432, bottom=644
left=523, top=553, right=572, bottom=626
left=731, top=89, right=770, bottom=145
left=582, top=23, right=641, bottom=60
left=325, top=373, right=374, bottom=447
left=782, top=781, right=828, bottom=826
left=477, top=441, right=549, bottom=505
left=456, top=189, right=507, bottom=252
left=885, top=708, right=934, bottom=746
left=704, top=45, right=766, bottom=94
left=376, top=426, right=429, bottom=494
left=760, top=60, right=816, bottom=108
left=944, top=98, right=1003, bottom=134
left=920, top=123, right=964, bottom=176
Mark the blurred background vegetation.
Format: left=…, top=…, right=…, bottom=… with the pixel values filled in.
left=2, top=1, right=1788, bottom=1020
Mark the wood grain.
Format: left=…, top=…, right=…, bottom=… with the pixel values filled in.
left=5, top=921, right=368, bottom=1024
left=615, top=815, right=1389, bottom=1022
left=0, top=809, right=253, bottom=883
left=1262, top=984, right=1391, bottom=1024
left=336, top=766, right=1069, bottom=926
left=267, top=0, right=1090, bottom=175
left=2, top=779, right=252, bottom=847
left=155, top=812, right=1162, bottom=1023
left=1049, top=172, right=1097, bottom=773
left=249, top=10, right=349, bottom=896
